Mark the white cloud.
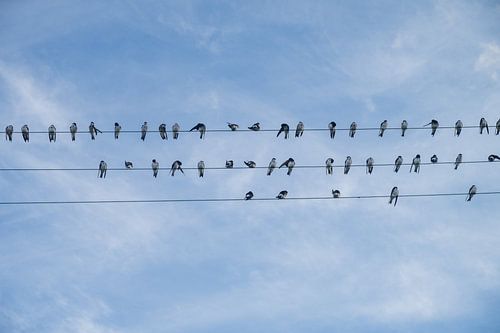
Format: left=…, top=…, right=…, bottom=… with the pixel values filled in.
left=474, top=42, right=500, bottom=80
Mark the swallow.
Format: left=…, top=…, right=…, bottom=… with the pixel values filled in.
left=401, top=120, right=408, bottom=137
left=70, top=123, right=77, bottom=141
left=5, top=125, right=13, bottom=141
left=394, top=156, right=403, bottom=173
left=198, top=160, right=205, bottom=177
left=328, top=121, right=336, bottom=139
left=326, top=158, right=334, bottom=175
left=124, top=161, right=133, bottom=169
left=245, top=191, right=254, bottom=200
left=21, top=125, right=29, bottom=142
left=344, top=156, right=352, bottom=174
left=159, top=123, right=167, bottom=140
left=48, top=125, right=56, bottom=142
left=244, top=161, right=256, bottom=168
left=190, top=123, right=206, bottom=139
left=277, top=123, right=289, bottom=139
left=248, top=122, right=260, bottom=131
left=466, top=185, right=477, bottom=201
left=225, top=160, right=234, bottom=168
left=379, top=120, right=388, bottom=137
left=454, top=120, right=463, bottom=137
left=410, top=154, right=421, bottom=173
left=152, top=159, right=159, bottom=178
left=430, top=154, right=438, bottom=163
left=89, top=122, right=102, bottom=140
left=366, top=157, right=374, bottom=174
left=424, top=119, right=439, bottom=136
left=454, top=153, right=462, bottom=170
left=267, top=158, right=276, bottom=176
left=488, top=154, right=500, bottom=162
left=295, top=121, right=304, bottom=137
left=172, top=123, right=180, bottom=139
left=349, top=122, right=357, bottom=138
left=114, top=122, right=121, bottom=139
left=170, top=160, right=184, bottom=176
left=227, top=123, right=239, bottom=131
left=496, top=118, right=500, bottom=135
left=276, top=190, right=288, bottom=199
left=279, top=158, right=295, bottom=175
left=141, top=121, right=148, bottom=141
left=389, top=186, right=399, bottom=206
left=98, top=160, right=107, bottom=178
left=480, top=118, right=489, bottom=134
left=332, top=189, right=340, bottom=198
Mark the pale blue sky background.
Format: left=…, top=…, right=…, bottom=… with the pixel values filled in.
left=1, top=1, right=500, bottom=332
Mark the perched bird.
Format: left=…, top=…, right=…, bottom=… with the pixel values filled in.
left=190, top=123, right=206, bottom=139
left=170, top=160, right=184, bottom=176
left=227, top=123, right=239, bottom=131
left=401, top=120, right=408, bottom=137
left=454, top=153, right=462, bottom=170
left=5, top=125, right=13, bottom=141
left=48, top=125, right=56, bottom=142
left=276, top=190, right=288, bottom=199
left=245, top=191, right=254, bottom=200
left=325, top=158, right=334, bottom=175
left=379, top=120, right=388, bottom=137
left=244, top=160, right=256, bottom=168
left=114, top=122, right=121, bottom=139
left=328, top=121, right=336, bottom=139
left=332, top=189, right=341, bottom=198
left=366, top=157, right=374, bottom=174
left=98, top=160, right=107, bottom=178
left=279, top=158, right=295, bottom=175
left=496, top=118, right=500, bottom=135
left=424, top=119, right=439, bottom=136
left=21, top=125, right=29, bottom=142
left=394, top=156, right=403, bottom=173
left=430, top=154, right=438, bottom=163
left=295, top=121, right=304, bottom=137
left=172, top=123, right=180, bottom=139
left=349, top=122, right=357, bottom=138
left=410, top=154, right=421, bottom=173
left=267, top=158, right=276, bottom=176
left=141, top=121, right=148, bottom=141
left=159, top=123, right=167, bottom=140
left=89, top=122, right=102, bottom=140
left=480, top=117, right=489, bottom=134
left=466, top=185, right=477, bottom=202
left=455, top=120, right=463, bottom=137
left=488, top=154, right=500, bottom=162
left=225, top=160, right=234, bottom=168
left=389, top=186, right=399, bottom=206
left=124, top=161, right=133, bottom=169
left=277, top=123, right=290, bottom=139
left=152, top=159, right=159, bottom=178
left=344, top=156, right=352, bottom=174
left=248, top=122, right=260, bottom=131
left=198, top=160, right=205, bottom=177
left=70, top=123, right=77, bottom=141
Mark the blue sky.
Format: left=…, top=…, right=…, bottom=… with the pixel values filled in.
left=1, top=1, right=500, bottom=332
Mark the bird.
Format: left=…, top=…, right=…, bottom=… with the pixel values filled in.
left=389, top=186, right=399, bottom=206
left=466, top=185, right=477, bottom=202
left=198, top=161, right=205, bottom=177
left=89, top=122, right=102, bottom=140
left=325, top=158, right=334, bottom=175
left=488, top=154, right=500, bottom=162
left=394, top=156, right=403, bottom=173
left=5, top=125, right=13, bottom=141
left=349, top=122, right=357, bottom=138
left=366, top=157, right=374, bottom=174
left=279, top=158, right=295, bottom=175
left=244, top=160, right=256, bottom=168
left=159, top=123, right=167, bottom=140
left=190, top=123, right=206, bottom=139
left=410, top=154, right=421, bottom=173
left=124, top=161, right=133, bottom=169
left=277, top=123, right=289, bottom=139
left=379, top=120, right=388, bottom=137
left=455, top=120, right=463, bottom=137
left=114, top=122, right=121, bottom=139
left=344, top=156, right=352, bottom=174
left=98, top=160, right=107, bottom=178
left=267, top=158, right=276, bottom=176
left=454, top=153, right=462, bottom=170
left=430, top=154, right=438, bottom=163
left=496, top=118, right=500, bottom=135
left=332, top=189, right=341, bottom=198
left=152, top=159, right=159, bottom=178
left=245, top=191, right=254, bottom=200
left=48, top=125, right=56, bottom=142
left=141, top=122, right=148, bottom=141
left=170, top=160, right=184, bottom=176
left=480, top=118, right=489, bottom=134
left=172, top=123, right=180, bottom=139
left=276, top=190, right=288, bottom=199
left=70, top=123, right=77, bottom=141
left=248, top=122, right=260, bottom=131
left=21, top=125, right=29, bottom=142
left=225, top=160, right=234, bottom=168
left=295, top=121, right=304, bottom=137
left=328, top=121, right=336, bottom=139
left=424, top=119, right=439, bottom=136
left=401, top=120, right=408, bottom=137
left=227, top=123, right=239, bottom=131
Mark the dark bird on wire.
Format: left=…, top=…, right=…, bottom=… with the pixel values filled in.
left=70, top=123, right=77, bottom=141
left=332, top=189, right=341, bottom=198
left=159, top=123, right=167, bottom=140
left=98, top=160, right=107, bottom=178
left=198, top=161, right=205, bottom=177
left=401, top=120, right=408, bottom=137
left=276, top=190, right=288, bottom=199
left=89, top=122, right=102, bottom=140
left=389, top=186, right=399, bottom=206
left=424, top=119, right=439, bottom=136
left=277, top=123, right=289, bottom=139
left=431, top=154, right=438, bottom=164
left=394, top=156, right=403, bottom=173
left=152, top=159, right=159, bottom=178
left=279, top=158, right=295, bottom=175
left=454, top=153, right=462, bottom=170
left=344, top=156, right=352, bottom=174
left=455, top=120, right=463, bottom=137
left=5, top=125, right=13, bottom=141
left=172, top=123, right=180, bottom=139
left=225, top=160, right=234, bottom=168
left=190, top=123, right=206, bottom=139
left=379, top=120, right=388, bottom=137
left=125, top=161, right=133, bottom=169
left=480, top=117, right=489, bottom=134
left=248, top=122, right=260, bottom=131
left=48, top=125, right=56, bottom=142
left=349, top=122, right=357, bottom=138
left=295, top=121, right=304, bottom=137
left=114, top=122, right=121, bottom=139
left=267, top=158, right=276, bottom=176
left=245, top=191, right=254, bottom=200
left=326, top=158, right=334, bottom=175
left=21, top=124, right=29, bottom=142
left=170, top=160, right=184, bottom=176
left=328, top=121, right=336, bottom=139
left=488, top=154, right=500, bottom=162
left=496, top=118, right=500, bottom=135
left=244, top=160, right=256, bottom=168
left=410, top=154, right=421, bottom=173
left=466, top=185, right=477, bottom=202
left=141, top=121, right=148, bottom=141
left=227, top=123, right=239, bottom=131
left=366, top=157, right=374, bottom=174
